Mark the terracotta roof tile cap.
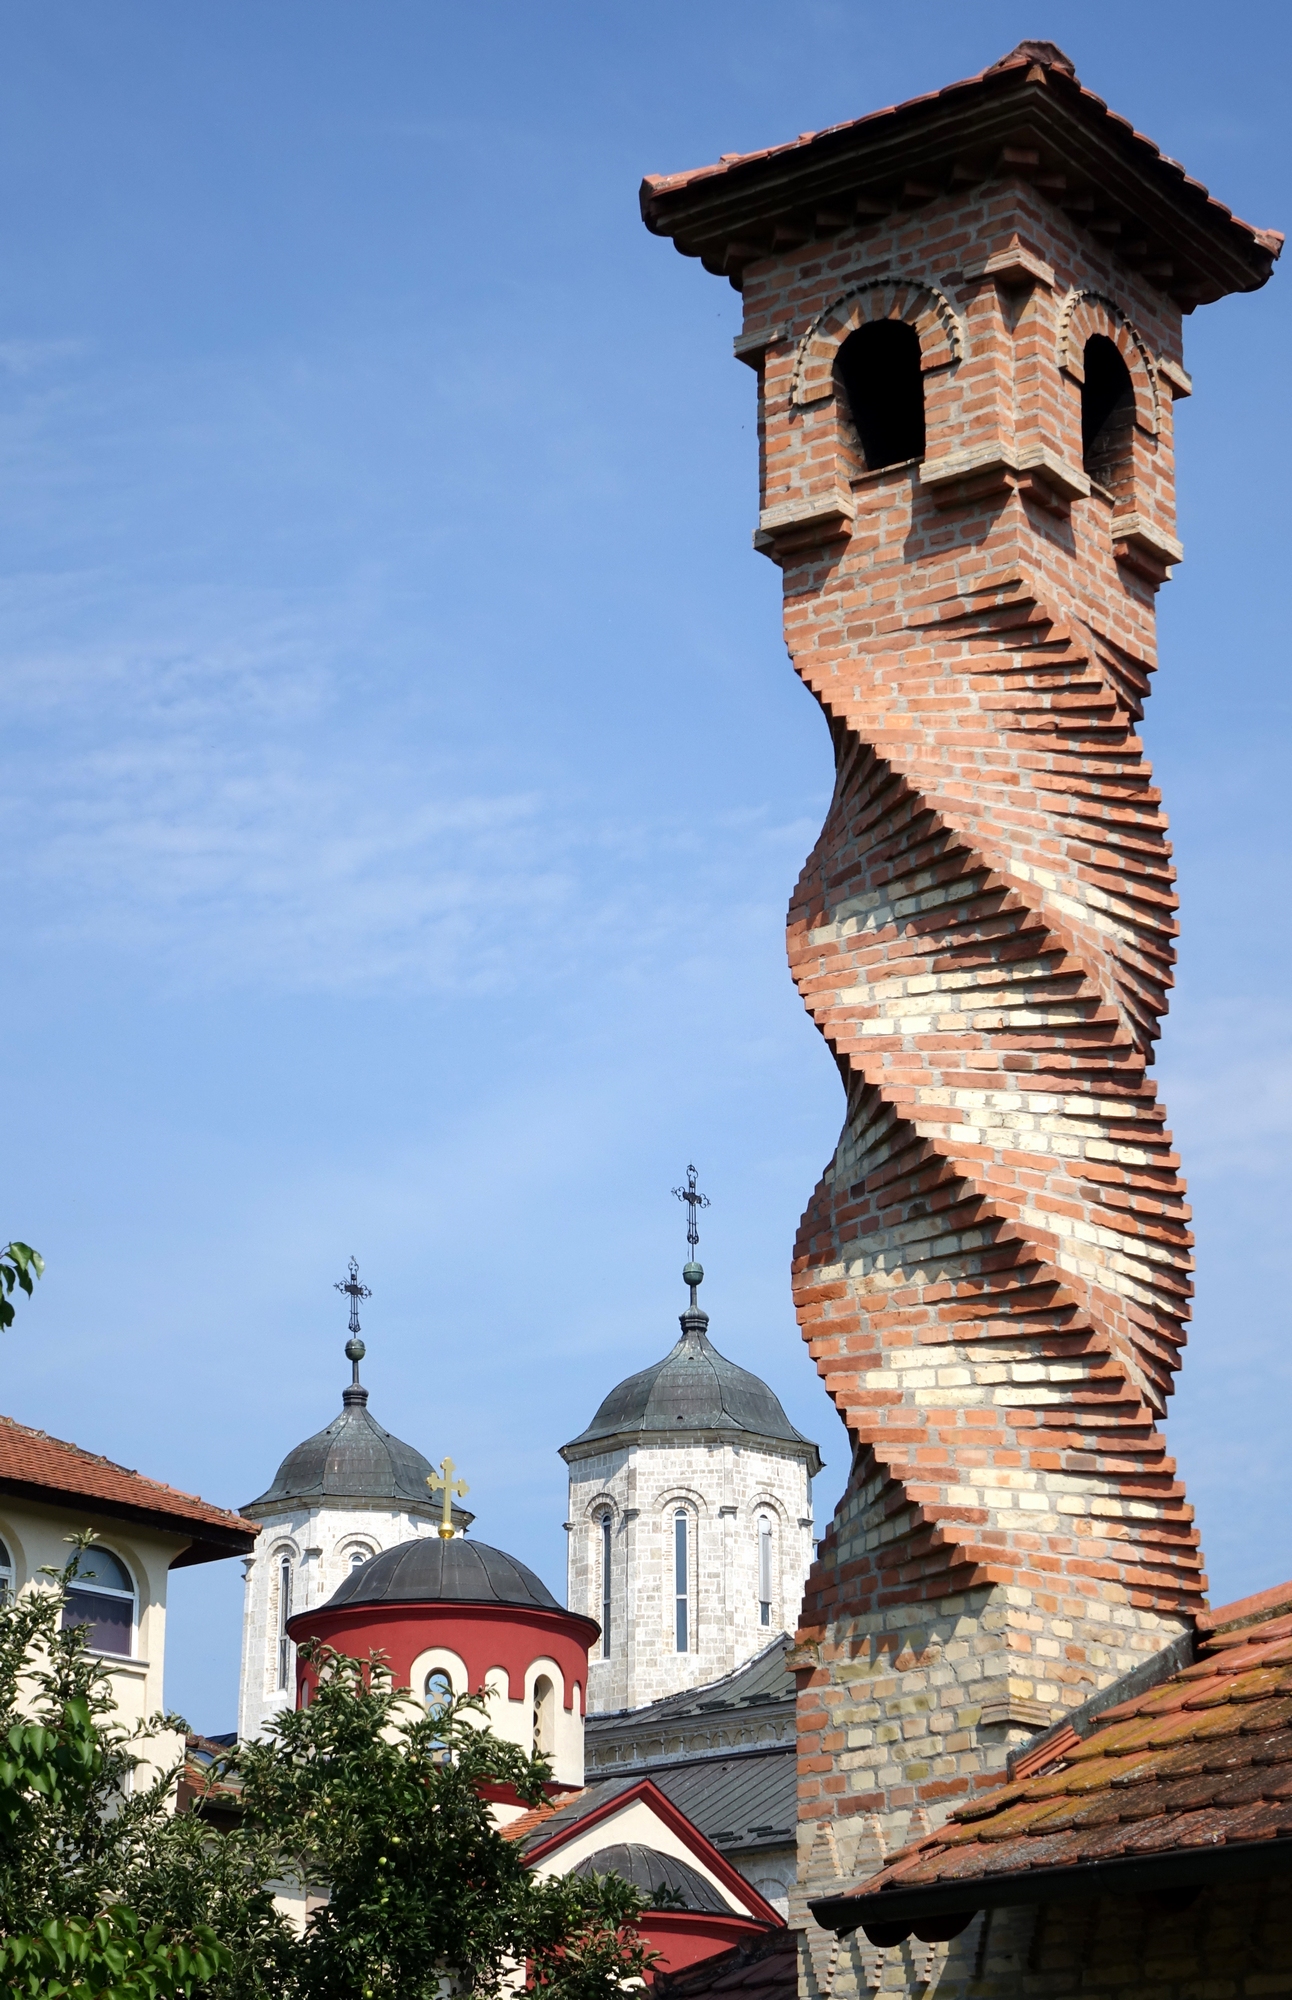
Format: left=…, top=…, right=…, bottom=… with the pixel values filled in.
left=985, top=40, right=1076, bottom=76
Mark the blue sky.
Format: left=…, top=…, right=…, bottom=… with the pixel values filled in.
left=0, top=2, right=1287, bottom=1732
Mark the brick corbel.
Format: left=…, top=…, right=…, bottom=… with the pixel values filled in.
left=918, top=440, right=1087, bottom=513
left=962, top=236, right=1056, bottom=290
left=755, top=484, right=856, bottom=559
left=1112, top=511, right=1184, bottom=581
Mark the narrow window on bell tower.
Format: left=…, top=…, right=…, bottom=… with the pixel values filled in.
left=674, top=1510, right=689, bottom=1653
left=276, top=1555, right=293, bottom=1691
left=599, top=1513, right=612, bottom=1658
left=758, top=1514, right=772, bottom=1627
left=1080, top=334, right=1136, bottom=501
left=836, top=319, right=926, bottom=471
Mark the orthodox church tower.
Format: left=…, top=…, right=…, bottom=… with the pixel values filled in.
left=563, top=1174, right=821, bottom=1714
left=236, top=1262, right=469, bottom=1741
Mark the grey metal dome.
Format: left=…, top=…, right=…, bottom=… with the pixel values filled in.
left=242, top=1347, right=471, bottom=1527
left=561, top=1298, right=822, bottom=1476
left=569, top=1843, right=730, bottom=1914
left=319, top=1534, right=569, bottom=1615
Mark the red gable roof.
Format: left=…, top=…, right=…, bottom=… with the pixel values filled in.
left=810, top=1583, right=1292, bottom=1943
left=640, top=40, right=1281, bottom=308
left=0, top=1415, right=257, bottom=1568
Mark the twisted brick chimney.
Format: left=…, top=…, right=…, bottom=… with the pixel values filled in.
left=640, top=39, right=1280, bottom=1896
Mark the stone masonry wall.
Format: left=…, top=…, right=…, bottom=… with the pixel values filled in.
left=238, top=1497, right=441, bottom=1740
left=566, top=1436, right=814, bottom=1713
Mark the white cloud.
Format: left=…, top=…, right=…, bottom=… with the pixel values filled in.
left=2, top=587, right=814, bottom=1001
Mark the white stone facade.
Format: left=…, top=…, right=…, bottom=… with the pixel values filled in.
left=237, top=1496, right=442, bottom=1741
left=566, top=1437, right=815, bottom=1713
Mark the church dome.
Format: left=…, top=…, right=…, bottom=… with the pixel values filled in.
left=242, top=1325, right=471, bottom=1526
left=320, top=1534, right=561, bottom=1614
left=569, top=1844, right=729, bottom=1914
left=561, top=1266, right=822, bottom=1476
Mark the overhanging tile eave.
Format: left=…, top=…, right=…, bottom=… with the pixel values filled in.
left=810, top=1833, right=1292, bottom=1935
left=641, top=74, right=1277, bottom=301
left=0, top=1473, right=256, bottom=1566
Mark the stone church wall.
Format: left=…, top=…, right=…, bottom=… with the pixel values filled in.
left=567, top=1436, right=815, bottom=1713
left=237, top=1499, right=438, bottom=1740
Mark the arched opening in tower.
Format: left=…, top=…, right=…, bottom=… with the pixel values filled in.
left=836, top=319, right=926, bottom=470
left=1081, top=333, right=1136, bottom=499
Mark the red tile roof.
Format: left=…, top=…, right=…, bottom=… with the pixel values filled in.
left=0, top=1415, right=257, bottom=1568
left=811, top=1584, right=1292, bottom=1940
left=499, top=1797, right=569, bottom=1844
left=640, top=40, right=1281, bottom=307
left=653, top=1931, right=799, bottom=2000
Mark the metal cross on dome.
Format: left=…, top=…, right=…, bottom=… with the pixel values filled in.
left=672, top=1163, right=710, bottom=1254
left=427, top=1457, right=469, bottom=1542
left=335, top=1257, right=371, bottom=1335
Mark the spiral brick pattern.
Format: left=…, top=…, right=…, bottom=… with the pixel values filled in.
left=788, top=570, right=1203, bottom=1637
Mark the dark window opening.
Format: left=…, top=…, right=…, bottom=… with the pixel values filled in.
left=1081, top=334, right=1135, bottom=498
left=836, top=320, right=926, bottom=471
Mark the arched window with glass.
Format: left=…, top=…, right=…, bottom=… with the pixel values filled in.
left=63, top=1547, right=135, bottom=1657
left=598, top=1513, right=612, bottom=1659
left=425, top=1668, right=453, bottom=1756
left=276, top=1554, right=294, bottom=1691
left=532, top=1674, right=555, bottom=1757
left=0, top=1538, right=13, bottom=1602
left=758, top=1515, right=773, bottom=1628
left=674, top=1510, right=690, bottom=1654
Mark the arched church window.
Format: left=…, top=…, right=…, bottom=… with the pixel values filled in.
left=347, top=1546, right=371, bottom=1571
left=425, top=1668, right=453, bottom=1756
left=836, top=319, right=926, bottom=471
left=1080, top=334, right=1136, bottom=500
left=64, top=1546, right=135, bottom=1657
left=758, top=1515, right=773, bottom=1627
left=674, top=1510, right=689, bottom=1653
left=599, top=1514, right=612, bottom=1659
left=276, top=1555, right=293, bottom=1691
left=0, top=1538, right=13, bottom=1601
left=532, top=1674, right=555, bottom=1757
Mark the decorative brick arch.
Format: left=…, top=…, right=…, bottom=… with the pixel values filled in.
left=1058, top=288, right=1160, bottom=434
left=791, top=275, right=964, bottom=407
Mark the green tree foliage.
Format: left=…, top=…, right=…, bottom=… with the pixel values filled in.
left=0, top=1908, right=227, bottom=2000
left=234, top=1642, right=655, bottom=2000
left=0, top=1554, right=654, bottom=2000
left=0, top=1247, right=43, bottom=1332
left=0, top=1543, right=291, bottom=2000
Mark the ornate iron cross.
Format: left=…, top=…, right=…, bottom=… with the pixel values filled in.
left=335, top=1257, right=371, bottom=1335
left=672, top=1164, right=710, bottom=1254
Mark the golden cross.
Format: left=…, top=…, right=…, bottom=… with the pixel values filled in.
left=427, top=1456, right=469, bottom=1541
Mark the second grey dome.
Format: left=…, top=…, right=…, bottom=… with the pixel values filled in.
left=561, top=1312, right=821, bottom=1475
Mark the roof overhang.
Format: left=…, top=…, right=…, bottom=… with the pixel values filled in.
left=525, top=1776, right=786, bottom=1927
left=810, top=1834, right=1292, bottom=1942
left=0, top=1474, right=258, bottom=1569
left=640, top=45, right=1281, bottom=308
left=560, top=1428, right=823, bottom=1479
left=288, top=1594, right=602, bottom=1650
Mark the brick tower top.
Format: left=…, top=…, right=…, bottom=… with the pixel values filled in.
left=640, top=46, right=1279, bottom=1856
left=641, top=41, right=1280, bottom=308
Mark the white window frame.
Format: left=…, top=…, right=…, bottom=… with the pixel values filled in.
left=758, top=1514, right=773, bottom=1627
left=276, top=1553, right=294, bottom=1691
left=674, top=1509, right=690, bottom=1653
left=599, top=1513, right=612, bottom=1659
